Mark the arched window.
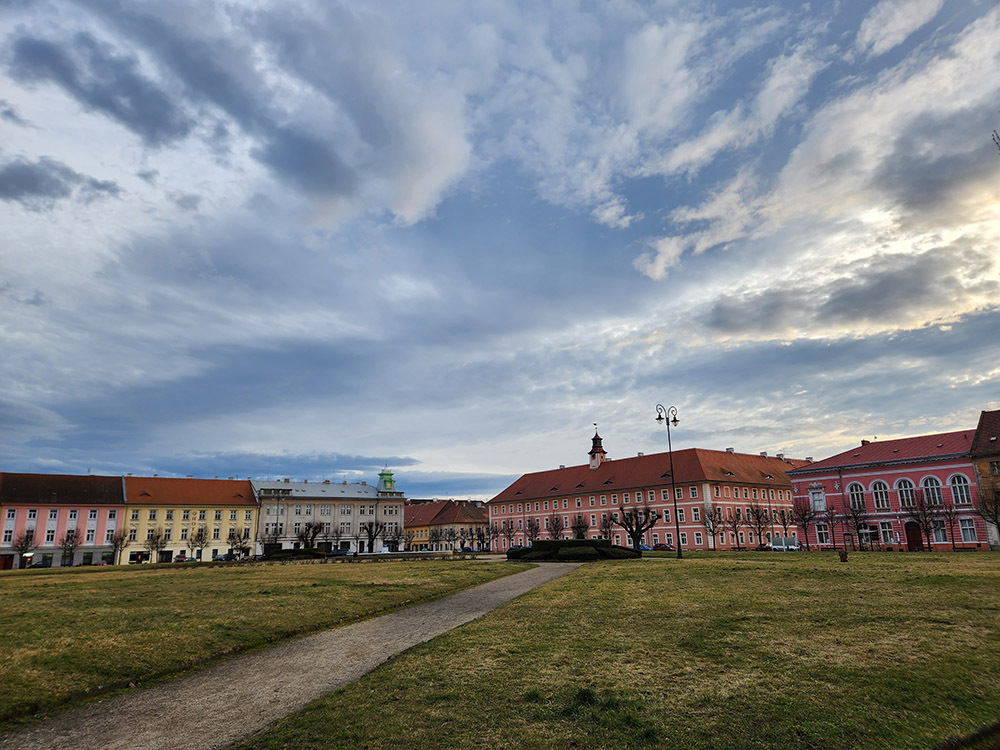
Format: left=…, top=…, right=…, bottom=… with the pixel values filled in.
left=847, top=483, right=865, bottom=509
left=950, top=475, right=971, bottom=505
left=897, top=479, right=915, bottom=508
left=922, top=477, right=942, bottom=505
left=872, top=481, right=890, bottom=509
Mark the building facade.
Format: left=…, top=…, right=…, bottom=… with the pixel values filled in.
left=404, top=499, right=488, bottom=551
left=122, top=476, right=258, bottom=563
left=971, top=409, right=1000, bottom=548
left=487, top=433, right=807, bottom=551
left=254, top=470, right=405, bottom=553
left=788, top=428, right=987, bottom=551
left=0, top=473, right=125, bottom=569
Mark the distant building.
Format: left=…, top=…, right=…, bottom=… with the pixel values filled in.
left=403, top=499, right=488, bottom=551
left=0, top=473, right=125, bottom=569
left=123, top=476, right=258, bottom=563
left=970, top=409, right=1000, bottom=548
left=487, top=432, right=807, bottom=551
left=788, top=420, right=989, bottom=551
left=254, top=470, right=405, bottom=554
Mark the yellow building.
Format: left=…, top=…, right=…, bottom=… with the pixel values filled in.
left=123, top=477, right=258, bottom=563
left=404, top=499, right=489, bottom=551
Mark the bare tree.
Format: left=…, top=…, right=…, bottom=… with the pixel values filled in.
left=700, top=504, right=722, bottom=550
left=58, top=527, right=83, bottom=566
left=13, top=529, right=35, bottom=568
left=296, top=520, right=324, bottom=549
left=428, top=527, right=443, bottom=550
left=110, top=530, right=130, bottom=565
left=227, top=527, right=251, bottom=557
left=974, top=488, right=999, bottom=547
left=569, top=514, right=589, bottom=540
left=902, top=489, right=939, bottom=551
left=610, top=504, right=660, bottom=551
left=143, top=528, right=168, bottom=563
left=598, top=513, right=615, bottom=541
left=443, top=527, right=459, bottom=550
left=746, top=502, right=769, bottom=549
left=791, top=497, right=817, bottom=551
left=938, top=497, right=961, bottom=551
left=547, top=513, right=565, bottom=540
left=774, top=507, right=793, bottom=537
left=257, top=528, right=280, bottom=555
left=361, top=518, right=387, bottom=553
left=820, top=505, right=841, bottom=550
left=385, top=524, right=404, bottom=552
left=841, top=496, right=871, bottom=551
left=525, top=517, right=542, bottom=544
left=499, top=520, right=516, bottom=549
left=404, top=529, right=416, bottom=551
left=489, top=522, right=501, bottom=551
left=723, top=508, right=746, bottom=550
left=474, top=525, right=488, bottom=551
left=187, top=526, right=210, bottom=561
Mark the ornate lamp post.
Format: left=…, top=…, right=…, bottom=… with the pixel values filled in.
left=655, top=404, right=682, bottom=559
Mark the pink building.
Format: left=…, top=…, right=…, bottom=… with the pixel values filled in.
left=0, top=473, right=126, bottom=568
left=488, top=432, right=808, bottom=551
left=788, top=430, right=985, bottom=551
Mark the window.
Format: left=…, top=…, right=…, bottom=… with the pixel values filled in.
left=106, top=529, right=115, bottom=543
left=623, top=494, right=630, bottom=504
left=231, top=510, right=238, bottom=520
left=563, top=499, right=568, bottom=509
left=128, top=528, right=137, bottom=542
left=146, top=528, right=156, bottom=539
left=182, top=510, right=190, bottom=520
left=5, top=509, right=14, bottom=520
left=692, top=507, right=700, bottom=522
left=295, top=505, right=302, bottom=515
left=245, top=510, right=253, bottom=520
left=923, top=477, right=942, bottom=505
left=342, top=506, right=353, bottom=515
left=163, top=528, right=171, bottom=541
left=148, top=509, right=157, bottom=521
left=665, top=533, right=673, bottom=546
left=743, top=488, right=750, bottom=499
left=590, top=514, right=596, bottom=526
left=674, top=487, right=682, bottom=500
left=880, top=521, right=893, bottom=544
left=199, top=510, right=207, bottom=520
left=694, top=532, right=703, bottom=545
left=990, top=460, right=1000, bottom=476
left=737, top=532, right=744, bottom=544
left=677, top=509, right=685, bottom=523
left=600, top=496, right=606, bottom=505
left=47, top=509, right=57, bottom=520
left=690, top=486, right=698, bottom=498
left=950, top=475, right=971, bottom=505
left=932, top=521, right=947, bottom=543
left=724, top=486, right=731, bottom=497
left=213, top=528, right=221, bottom=539
left=535, top=502, right=540, bottom=511
left=680, top=532, right=688, bottom=545
left=714, top=486, right=721, bottom=498
left=181, top=527, right=189, bottom=540
left=816, top=524, right=830, bottom=545
left=662, top=509, right=670, bottom=524
left=341, top=522, right=351, bottom=533
left=897, top=479, right=915, bottom=507
left=872, top=481, right=890, bottom=509
left=166, top=510, right=174, bottom=521
left=809, top=487, right=825, bottom=511
left=3, top=529, right=11, bottom=544
left=28, top=509, right=37, bottom=520
left=752, top=488, right=758, bottom=500
left=214, top=510, right=222, bottom=521
left=661, top=489, right=669, bottom=501
left=589, top=497, right=595, bottom=507
left=69, top=509, right=78, bottom=520
left=960, top=519, right=977, bottom=542
left=846, top=483, right=864, bottom=509
left=610, top=496, right=617, bottom=505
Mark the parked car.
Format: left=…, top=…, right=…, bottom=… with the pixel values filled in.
left=26, top=560, right=51, bottom=568
left=328, top=548, right=350, bottom=557
left=639, top=544, right=653, bottom=551
left=769, top=537, right=801, bottom=552
left=460, top=546, right=478, bottom=553
left=652, top=543, right=674, bottom=551
left=212, top=553, right=237, bottom=562
left=173, top=555, right=192, bottom=563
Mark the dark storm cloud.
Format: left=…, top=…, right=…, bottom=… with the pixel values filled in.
left=75, top=1, right=358, bottom=197
left=9, top=33, right=193, bottom=146
left=136, top=168, right=158, bottom=184
left=170, top=192, right=201, bottom=211
left=702, top=246, right=998, bottom=335
left=0, top=156, right=120, bottom=209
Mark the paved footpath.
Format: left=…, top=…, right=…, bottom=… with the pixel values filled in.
left=0, top=562, right=580, bottom=750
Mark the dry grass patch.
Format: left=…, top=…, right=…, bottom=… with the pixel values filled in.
left=0, top=560, right=527, bottom=725
left=232, top=552, right=1000, bottom=750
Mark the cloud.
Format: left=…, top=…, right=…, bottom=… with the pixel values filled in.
left=0, top=156, right=120, bottom=209
left=9, top=33, right=193, bottom=146
left=857, top=0, right=944, bottom=57
left=0, top=98, right=29, bottom=125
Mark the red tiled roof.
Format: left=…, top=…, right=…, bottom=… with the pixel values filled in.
left=0, top=472, right=125, bottom=505
left=790, top=430, right=974, bottom=474
left=972, top=410, right=1000, bottom=456
left=488, top=449, right=807, bottom=505
left=404, top=500, right=487, bottom=526
left=124, top=477, right=257, bottom=506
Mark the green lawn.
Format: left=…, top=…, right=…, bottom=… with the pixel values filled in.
left=231, top=552, right=1000, bottom=750
left=0, top=559, right=526, bottom=725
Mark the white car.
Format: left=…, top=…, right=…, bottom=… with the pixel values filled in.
left=769, top=537, right=801, bottom=551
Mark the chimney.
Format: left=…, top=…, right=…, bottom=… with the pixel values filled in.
left=284, top=478, right=290, bottom=483
left=637, top=452, right=644, bottom=457
left=186, top=475, right=193, bottom=478
left=726, top=447, right=734, bottom=453
left=323, top=480, right=330, bottom=484
left=559, top=465, right=565, bottom=469
left=153, top=473, right=158, bottom=477
left=861, top=439, right=870, bottom=446
left=361, top=481, right=366, bottom=485
left=304, top=479, right=308, bottom=483
left=127, top=473, right=132, bottom=476
left=760, top=452, right=768, bottom=458
left=805, top=457, right=813, bottom=462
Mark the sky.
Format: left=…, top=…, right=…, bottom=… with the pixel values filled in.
left=1, top=0, right=999, bottom=500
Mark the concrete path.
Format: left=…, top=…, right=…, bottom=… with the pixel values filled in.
left=0, top=563, right=580, bottom=750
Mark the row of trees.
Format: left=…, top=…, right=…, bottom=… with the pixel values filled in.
left=789, top=488, right=1000, bottom=551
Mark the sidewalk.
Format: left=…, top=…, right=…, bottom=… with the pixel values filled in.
left=0, top=562, right=580, bottom=750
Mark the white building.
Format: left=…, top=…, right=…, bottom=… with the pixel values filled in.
left=253, top=469, right=405, bottom=553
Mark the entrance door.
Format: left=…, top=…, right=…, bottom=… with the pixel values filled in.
left=904, top=522, right=923, bottom=551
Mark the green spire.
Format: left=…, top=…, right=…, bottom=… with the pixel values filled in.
left=377, top=468, right=396, bottom=493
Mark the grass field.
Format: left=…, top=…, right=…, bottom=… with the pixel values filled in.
left=0, top=559, right=527, bottom=725
left=230, top=552, right=1000, bottom=750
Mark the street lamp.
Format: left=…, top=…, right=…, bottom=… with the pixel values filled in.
left=655, top=404, right=682, bottom=559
